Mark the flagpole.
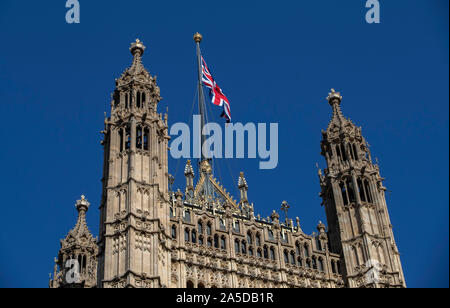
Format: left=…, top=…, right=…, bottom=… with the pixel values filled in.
left=194, top=32, right=207, bottom=162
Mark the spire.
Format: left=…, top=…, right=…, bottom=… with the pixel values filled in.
left=326, top=88, right=346, bottom=128
left=184, top=160, right=195, bottom=177
left=50, top=195, right=98, bottom=288
left=238, top=172, right=249, bottom=203
left=128, top=39, right=146, bottom=75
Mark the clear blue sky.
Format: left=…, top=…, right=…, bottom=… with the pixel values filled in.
left=0, top=1, right=447, bottom=288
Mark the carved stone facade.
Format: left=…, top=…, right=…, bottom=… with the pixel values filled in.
left=50, top=40, right=405, bottom=288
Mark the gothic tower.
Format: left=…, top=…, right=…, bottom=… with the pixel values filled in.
left=318, top=89, right=406, bottom=288
left=97, top=40, right=172, bottom=288
left=49, top=195, right=98, bottom=288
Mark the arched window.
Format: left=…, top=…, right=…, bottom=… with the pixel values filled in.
left=295, top=242, right=301, bottom=255
left=249, top=247, right=254, bottom=256
left=220, top=236, right=226, bottom=250
left=233, top=220, right=240, bottom=233
left=125, top=126, right=131, bottom=150
left=214, top=234, right=219, bottom=248
left=206, top=223, right=212, bottom=236
left=235, top=239, right=240, bottom=254
left=358, top=178, right=366, bottom=202
left=340, top=182, right=349, bottom=206
left=119, top=128, right=124, bottom=152
left=219, top=218, right=226, bottom=230
left=207, top=237, right=213, bottom=247
left=198, top=282, right=205, bottom=288
left=290, top=251, right=295, bottom=265
left=352, top=144, right=358, bottom=161
left=241, top=241, right=247, bottom=254
left=191, top=230, right=197, bottom=243
left=186, top=281, right=194, bottom=288
left=316, top=237, right=322, bottom=251
left=263, top=246, right=269, bottom=259
left=256, top=233, right=261, bottom=246
left=283, top=250, right=289, bottom=263
left=183, top=209, right=191, bottom=222
left=198, top=235, right=204, bottom=246
left=270, top=247, right=276, bottom=260
left=268, top=230, right=274, bottom=241
left=171, top=225, right=177, bottom=239
left=143, top=127, right=149, bottom=151
left=298, top=257, right=303, bottom=267
left=198, top=221, right=203, bottom=234
left=353, top=246, right=360, bottom=265
left=304, top=244, right=309, bottom=258
left=318, top=258, right=324, bottom=272
left=312, top=257, right=317, bottom=270
left=331, top=260, right=336, bottom=274
left=306, top=259, right=311, bottom=268
left=169, top=207, right=175, bottom=218
left=364, top=180, right=373, bottom=203
left=247, top=232, right=252, bottom=245
left=142, top=92, right=146, bottom=104
left=347, top=179, right=356, bottom=203
left=125, top=93, right=129, bottom=109
left=184, top=229, right=190, bottom=242
left=257, top=249, right=262, bottom=258
left=136, top=91, right=141, bottom=108
left=136, top=125, right=143, bottom=149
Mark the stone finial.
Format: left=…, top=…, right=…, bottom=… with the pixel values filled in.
left=75, top=195, right=90, bottom=213
left=130, top=39, right=146, bottom=56
left=238, top=172, right=248, bottom=189
left=271, top=210, right=280, bottom=222
left=175, top=189, right=183, bottom=201
left=317, top=221, right=326, bottom=233
left=184, top=160, right=194, bottom=177
left=327, top=88, right=342, bottom=105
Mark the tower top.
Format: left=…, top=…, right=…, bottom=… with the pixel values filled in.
left=194, top=32, right=203, bottom=43
left=75, top=194, right=90, bottom=213
left=130, top=39, right=146, bottom=56
left=327, top=88, right=342, bottom=106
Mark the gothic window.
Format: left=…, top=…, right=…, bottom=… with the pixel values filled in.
left=198, top=235, right=204, bottom=246
left=125, top=126, right=131, bottom=150
left=241, top=241, right=247, bottom=254
left=353, top=246, right=359, bottom=265
left=364, top=180, right=373, bottom=203
left=358, top=178, right=366, bottom=202
left=184, top=229, right=190, bottom=242
left=347, top=179, right=356, bottom=203
left=207, top=223, right=212, bottom=236
left=219, top=218, right=226, bottom=230
left=249, top=247, right=254, bottom=256
left=298, top=257, right=303, bottom=267
left=318, top=258, right=324, bottom=272
left=192, top=230, right=197, bottom=243
left=306, top=259, right=311, bottom=268
left=233, top=220, right=240, bottom=233
left=340, top=182, right=349, bottom=205
left=316, top=237, right=322, bottom=251
left=142, top=92, right=146, bottom=104
left=283, top=250, right=289, bottom=263
left=336, top=144, right=341, bottom=160
left=171, top=225, right=177, bottom=239
left=183, top=209, right=191, bottom=222
left=136, top=91, right=141, bottom=108
left=290, top=251, right=295, bottom=265
left=337, top=261, right=341, bottom=274
left=270, top=247, right=276, bottom=260
left=263, top=246, right=269, bottom=259
left=331, top=260, right=336, bottom=274
left=257, top=249, right=262, bottom=258
left=256, top=233, right=261, bottom=247
left=295, top=242, right=301, bottom=255
left=352, top=144, right=358, bottom=161
left=170, top=207, right=175, bottom=218
left=125, top=92, right=129, bottom=109
left=198, top=282, right=205, bottom=288
left=207, top=237, right=213, bottom=247
left=235, top=239, right=240, bottom=254
left=119, top=129, right=124, bottom=152
left=186, top=281, right=194, bottom=288
left=341, top=144, right=348, bottom=161
left=143, top=127, right=149, bottom=151
left=198, top=221, right=203, bottom=234
left=280, top=231, right=288, bottom=243
left=268, top=229, right=274, bottom=241
left=247, top=231, right=252, bottom=245
left=312, top=257, right=317, bottom=270
left=304, top=244, right=309, bottom=258
left=136, top=125, right=143, bottom=149
left=214, top=234, right=219, bottom=248
left=220, top=236, right=226, bottom=250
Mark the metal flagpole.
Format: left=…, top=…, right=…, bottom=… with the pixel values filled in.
left=194, top=32, right=207, bottom=162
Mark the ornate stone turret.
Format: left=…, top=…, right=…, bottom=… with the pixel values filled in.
left=97, top=39, right=171, bottom=288
left=49, top=195, right=98, bottom=288
left=319, top=89, right=405, bottom=288
left=238, top=172, right=248, bottom=203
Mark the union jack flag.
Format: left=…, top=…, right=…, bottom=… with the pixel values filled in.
left=201, top=57, right=231, bottom=123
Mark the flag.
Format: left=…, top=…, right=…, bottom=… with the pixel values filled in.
left=201, top=57, right=231, bottom=123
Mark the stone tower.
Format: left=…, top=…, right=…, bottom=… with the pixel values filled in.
left=97, top=39, right=171, bottom=288
left=49, top=195, right=98, bottom=288
left=318, top=89, right=406, bottom=288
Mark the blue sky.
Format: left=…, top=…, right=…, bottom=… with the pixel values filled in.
left=0, top=1, right=448, bottom=288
